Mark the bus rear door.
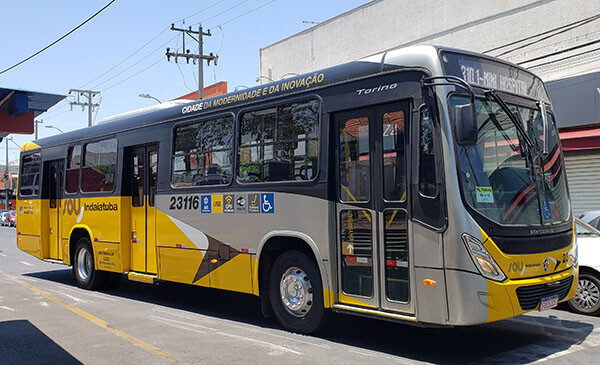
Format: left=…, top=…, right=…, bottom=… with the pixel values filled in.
left=335, top=102, right=414, bottom=315
left=128, top=145, right=158, bottom=273
left=47, top=160, right=64, bottom=260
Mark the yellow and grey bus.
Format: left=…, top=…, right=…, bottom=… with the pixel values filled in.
left=17, top=46, right=577, bottom=333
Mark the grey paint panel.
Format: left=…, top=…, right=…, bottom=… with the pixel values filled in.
left=445, top=269, right=488, bottom=325
left=414, top=267, right=448, bottom=324
left=546, top=72, right=600, bottom=128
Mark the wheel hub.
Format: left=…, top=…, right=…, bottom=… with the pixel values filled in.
left=280, top=267, right=313, bottom=318
left=574, top=278, right=600, bottom=309
left=77, top=248, right=92, bottom=281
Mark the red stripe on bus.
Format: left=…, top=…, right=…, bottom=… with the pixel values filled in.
left=345, top=256, right=357, bottom=263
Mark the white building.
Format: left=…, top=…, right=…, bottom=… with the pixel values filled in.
left=259, top=0, right=600, bottom=215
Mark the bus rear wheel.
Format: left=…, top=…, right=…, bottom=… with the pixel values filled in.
left=73, top=237, right=107, bottom=290
left=269, top=250, right=327, bottom=334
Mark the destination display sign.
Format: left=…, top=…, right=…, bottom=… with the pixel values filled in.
left=440, top=51, right=549, bottom=103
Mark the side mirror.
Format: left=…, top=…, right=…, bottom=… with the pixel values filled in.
left=454, top=104, right=478, bottom=146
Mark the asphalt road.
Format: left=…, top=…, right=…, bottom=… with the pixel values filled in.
left=1, top=226, right=599, bottom=364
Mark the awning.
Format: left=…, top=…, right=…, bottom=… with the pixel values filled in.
left=0, top=87, right=65, bottom=138
left=559, top=126, right=600, bottom=151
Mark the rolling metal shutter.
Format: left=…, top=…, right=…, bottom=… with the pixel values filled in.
left=564, top=151, right=600, bottom=216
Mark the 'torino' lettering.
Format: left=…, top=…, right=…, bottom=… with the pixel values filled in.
left=356, top=83, right=398, bottom=96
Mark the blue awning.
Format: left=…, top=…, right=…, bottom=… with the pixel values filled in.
left=0, top=87, right=65, bottom=118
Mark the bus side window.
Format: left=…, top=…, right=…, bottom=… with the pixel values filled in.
left=65, top=145, right=81, bottom=194
left=418, top=107, right=437, bottom=197
left=19, top=153, right=41, bottom=197
left=237, top=99, right=320, bottom=183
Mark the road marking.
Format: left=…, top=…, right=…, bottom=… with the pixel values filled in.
left=60, top=285, right=118, bottom=302
left=148, top=315, right=216, bottom=332
left=20, top=261, right=33, bottom=266
left=532, top=328, right=600, bottom=363
left=0, top=253, right=7, bottom=257
left=216, top=331, right=302, bottom=355
left=40, top=302, right=48, bottom=307
left=350, top=349, right=380, bottom=358
left=0, top=306, right=15, bottom=311
left=153, top=307, right=330, bottom=349
left=48, top=289, right=87, bottom=304
left=251, top=330, right=331, bottom=349
left=149, top=310, right=301, bottom=355
left=149, top=316, right=206, bottom=334
left=0, top=269, right=184, bottom=364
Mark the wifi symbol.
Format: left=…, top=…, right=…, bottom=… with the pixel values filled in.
left=225, top=195, right=233, bottom=204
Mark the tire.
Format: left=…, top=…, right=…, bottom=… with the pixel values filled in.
left=72, top=237, right=107, bottom=290
left=568, top=272, right=600, bottom=316
left=269, top=250, right=327, bottom=334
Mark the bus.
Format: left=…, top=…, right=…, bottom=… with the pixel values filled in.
left=17, top=45, right=577, bottom=334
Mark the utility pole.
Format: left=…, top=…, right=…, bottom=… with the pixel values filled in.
left=34, top=119, right=43, bottom=139
left=166, top=24, right=218, bottom=100
left=69, top=89, right=100, bottom=127
left=4, top=137, right=10, bottom=210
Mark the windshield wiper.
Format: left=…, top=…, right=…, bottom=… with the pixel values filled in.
left=484, top=90, right=534, bottom=149
left=480, top=104, right=520, bottom=152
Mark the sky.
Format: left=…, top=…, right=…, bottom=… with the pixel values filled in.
left=0, top=0, right=370, bottom=164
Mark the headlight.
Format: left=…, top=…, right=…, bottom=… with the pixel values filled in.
left=462, top=234, right=506, bottom=282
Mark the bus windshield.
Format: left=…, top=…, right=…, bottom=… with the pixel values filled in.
left=450, top=96, right=570, bottom=226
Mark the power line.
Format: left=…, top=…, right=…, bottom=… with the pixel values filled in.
left=91, top=35, right=177, bottom=89
left=101, top=57, right=163, bottom=92
left=80, top=1, right=228, bottom=89
left=494, top=15, right=600, bottom=57
left=518, top=38, right=600, bottom=65
left=40, top=100, right=71, bottom=118
left=0, top=0, right=116, bottom=76
left=178, top=62, right=195, bottom=92
left=213, top=0, right=278, bottom=28
left=484, top=13, right=600, bottom=54
left=194, top=0, right=249, bottom=26
left=528, top=46, right=600, bottom=69
left=180, top=0, right=227, bottom=23
left=42, top=109, right=72, bottom=121
left=80, top=26, right=170, bottom=88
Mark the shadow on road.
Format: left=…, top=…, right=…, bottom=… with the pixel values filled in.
left=0, top=319, right=82, bottom=364
left=26, top=268, right=594, bottom=364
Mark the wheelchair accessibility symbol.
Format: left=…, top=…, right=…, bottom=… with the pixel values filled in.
left=261, top=193, right=274, bottom=214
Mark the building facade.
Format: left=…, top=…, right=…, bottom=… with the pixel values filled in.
left=260, top=0, right=600, bottom=215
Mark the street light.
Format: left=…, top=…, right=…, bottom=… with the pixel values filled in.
left=45, top=125, right=64, bottom=134
left=256, top=75, right=274, bottom=83
left=139, top=93, right=162, bottom=104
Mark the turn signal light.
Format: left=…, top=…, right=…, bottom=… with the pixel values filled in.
left=423, top=279, right=437, bottom=286
left=210, top=259, right=218, bottom=264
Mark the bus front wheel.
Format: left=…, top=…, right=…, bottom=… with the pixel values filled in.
left=269, top=250, right=327, bottom=334
left=73, top=237, right=106, bottom=290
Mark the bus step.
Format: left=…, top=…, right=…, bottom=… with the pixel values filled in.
left=44, top=259, right=64, bottom=265
left=127, top=272, right=157, bottom=284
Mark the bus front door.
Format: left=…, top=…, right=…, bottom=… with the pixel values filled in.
left=335, top=102, right=414, bottom=315
left=129, top=145, right=158, bottom=274
left=47, top=160, right=64, bottom=260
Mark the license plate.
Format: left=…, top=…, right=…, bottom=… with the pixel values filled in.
left=539, top=295, right=558, bottom=311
